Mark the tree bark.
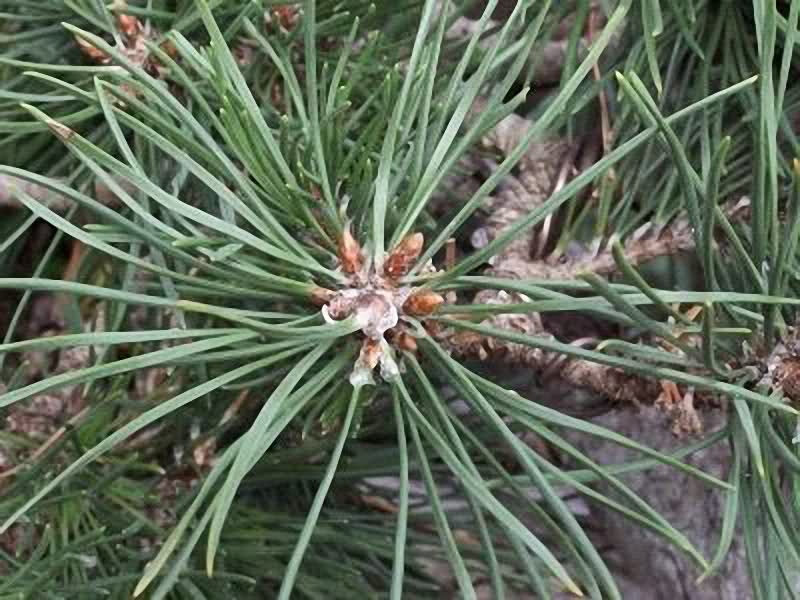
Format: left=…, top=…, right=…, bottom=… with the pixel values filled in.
left=563, top=406, right=748, bottom=600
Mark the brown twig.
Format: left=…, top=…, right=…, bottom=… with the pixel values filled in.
left=0, top=175, right=74, bottom=212
left=0, top=406, right=91, bottom=481
left=435, top=96, right=739, bottom=433
left=0, top=175, right=129, bottom=213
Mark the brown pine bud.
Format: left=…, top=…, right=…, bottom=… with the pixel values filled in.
left=117, top=14, right=142, bottom=39
left=403, top=290, right=444, bottom=316
left=776, top=356, right=800, bottom=404
left=360, top=338, right=382, bottom=369
left=384, top=233, right=424, bottom=279
left=396, top=332, right=418, bottom=352
left=272, top=6, right=299, bottom=30
left=160, top=39, right=179, bottom=60
left=75, top=36, right=110, bottom=63
left=338, top=226, right=363, bottom=274
left=326, top=293, right=357, bottom=320
left=310, top=286, right=335, bottom=307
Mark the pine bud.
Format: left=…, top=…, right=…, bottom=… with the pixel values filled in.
left=160, top=40, right=179, bottom=60
left=310, top=286, right=335, bottom=306
left=360, top=338, right=382, bottom=369
left=117, top=14, right=142, bottom=39
left=403, top=290, right=444, bottom=316
left=396, top=332, right=418, bottom=352
left=75, top=36, right=110, bottom=63
left=384, top=233, right=423, bottom=279
left=338, top=226, right=363, bottom=274
left=271, top=6, right=299, bottom=30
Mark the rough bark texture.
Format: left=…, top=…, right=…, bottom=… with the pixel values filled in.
left=436, top=97, right=708, bottom=415
left=563, top=406, right=748, bottom=600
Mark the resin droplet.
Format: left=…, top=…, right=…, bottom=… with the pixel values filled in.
left=353, top=292, right=398, bottom=339
left=379, top=346, right=401, bottom=381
